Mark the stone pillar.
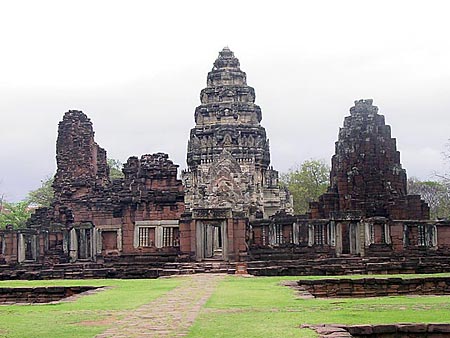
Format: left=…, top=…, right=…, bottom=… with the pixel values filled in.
left=17, top=233, right=25, bottom=263
left=69, top=228, right=78, bottom=262
left=335, top=223, right=343, bottom=256
left=195, top=221, right=204, bottom=261
left=384, top=223, right=391, bottom=244
left=292, top=222, right=299, bottom=245
left=308, top=224, right=314, bottom=247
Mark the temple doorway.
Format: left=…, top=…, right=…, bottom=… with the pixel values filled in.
left=204, top=224, right=223, bottom=258
left=69, top=224, right=95, bottom=262
left=76, top=228, right=92, bottom=259
left=340, top=222, right=359, bottom=255
left=196, top=221, right=227, bottom=261
left=349, top=222, right=359, bottom=254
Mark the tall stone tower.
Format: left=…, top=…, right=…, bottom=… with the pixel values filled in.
left=311, top=99, right=429, bottom=220
left=53, top=110, right=109, bottom=202
left=182, top=47, right=292, bottom=219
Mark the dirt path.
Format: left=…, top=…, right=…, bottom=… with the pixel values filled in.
left=95, top=273, right=225, bottom=338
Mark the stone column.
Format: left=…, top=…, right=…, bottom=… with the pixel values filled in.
left=335, top=223, right=343, bottom=256
left=69, top=228, right=78, bottom=262
left=17, top=233, right=25, bottom=263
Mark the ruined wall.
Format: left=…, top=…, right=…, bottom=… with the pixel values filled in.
left=25, top=111, right=185, bottom=263
left=53, top=110, right=109, bottom=202
left=118, top=153, right=185, bottom=254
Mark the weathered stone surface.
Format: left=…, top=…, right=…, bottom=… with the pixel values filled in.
left=23, top=111, right=186, bottom=265
left=311, top=99, right=429, bottom=220
left=296, top=277, right=450, bottom=298
left=182, top=47, right=292, bottom=219
left=53, top=110, right=109, bottom=202
left=2, top=49, right=450, bottom=278
left=0, top=286, right=99, bottom=303
left=428, top=324, right=450, bottom=333
left=305, top=323, right=450, bottom=337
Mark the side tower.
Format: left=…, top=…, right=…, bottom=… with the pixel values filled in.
left=311, top=99, right=429, bottom=220
left=308, top=100, right=431, bottom=256
left=181, top=47, right=291, bottom=261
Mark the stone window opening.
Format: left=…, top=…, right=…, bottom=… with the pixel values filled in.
left=45, top=232, right=65, bottom=252
left=404, top=224, right=437, bottom=248
left=138, top=227, right=155, bottom=247
left=418, top=224, right=426, bottom=246
left=134, top=220, right=180, bottom=249
left=163, top=227, right=178, bottom=247
left=261, top=225, right=268, bottom=246
left=18, top=232, right=38, bottom=263
left=366, top=222, right=390, bottom=246
left=268, top=224, right=283, bottom=246
left=315, top=224, right=326, bottom=245
left=309, top=224, right=326, bottom=246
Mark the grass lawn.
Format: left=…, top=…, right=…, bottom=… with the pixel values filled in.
left=1, top=274, right=450, bottom=337
left=0, top=278, right=182, bottom=338
left=188, top=273, right=450, bottom=338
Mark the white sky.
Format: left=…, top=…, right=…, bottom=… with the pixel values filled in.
left=1, top=0, right=450, bottom=201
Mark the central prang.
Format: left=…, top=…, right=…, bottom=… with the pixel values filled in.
left=182, top=47, right=292, bottom=219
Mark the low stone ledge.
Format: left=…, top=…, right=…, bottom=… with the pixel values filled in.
left=0, top=286, right=101, bottom=303
left=302, top=323, right=450, bottom=337
left=298, top=277, right=450, bottom=298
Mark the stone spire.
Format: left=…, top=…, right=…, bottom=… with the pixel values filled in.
left=311, top=99, right=429, bottom=219
left=331, top=99, right=407, bottom=207
left=188, top=47, right=269, bottom=169
left=183, top=48, right=292, bottom=218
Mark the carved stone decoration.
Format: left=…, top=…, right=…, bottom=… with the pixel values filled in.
left=182, top=47, right=293, bottom=219
left=206, top=150, right=244, bottom=209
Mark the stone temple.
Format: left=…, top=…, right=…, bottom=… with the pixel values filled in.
left=181, top=47, right=292, bottom=261
left=0, top=47, right=450, bottom=278
left=183, top=47, right=291, bottom=218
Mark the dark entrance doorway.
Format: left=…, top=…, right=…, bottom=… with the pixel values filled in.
left=196, top=220, right=227, bottom=261
left=341, top=222, right=359, bottom=255
left=204, top=224, right=223, bottom=258
left=76, top=228, right=92, bottom=259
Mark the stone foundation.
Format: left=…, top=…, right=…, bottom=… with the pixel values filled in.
left=302, top=323, right=450, bottom=337
left=0, top=260, right=236, bottom=280
left=297, top=277, right=450, bottom=298
left=0, top=286, right=100, bottom=303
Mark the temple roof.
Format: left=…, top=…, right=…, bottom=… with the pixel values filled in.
left=213, top=46, right=240, bottom=69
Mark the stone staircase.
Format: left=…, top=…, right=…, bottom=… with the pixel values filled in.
left=0, top=260, right=236, bottom=280
left=2, top=254, right=450, bottom=280
left=246, top=255, right=450, bottom=276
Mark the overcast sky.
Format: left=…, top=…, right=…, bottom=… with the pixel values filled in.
left=1, top=0, right=450, bottom=202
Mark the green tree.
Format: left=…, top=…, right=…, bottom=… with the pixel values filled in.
left=408, top=177, right=450, bottom=219
left=27, top=176, right=54, bottom=207
left=0, top=201, right=32, bottom=229
left=281, top=159, right=330, bottom=214
left=108, top=158, right=124, bottom=180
